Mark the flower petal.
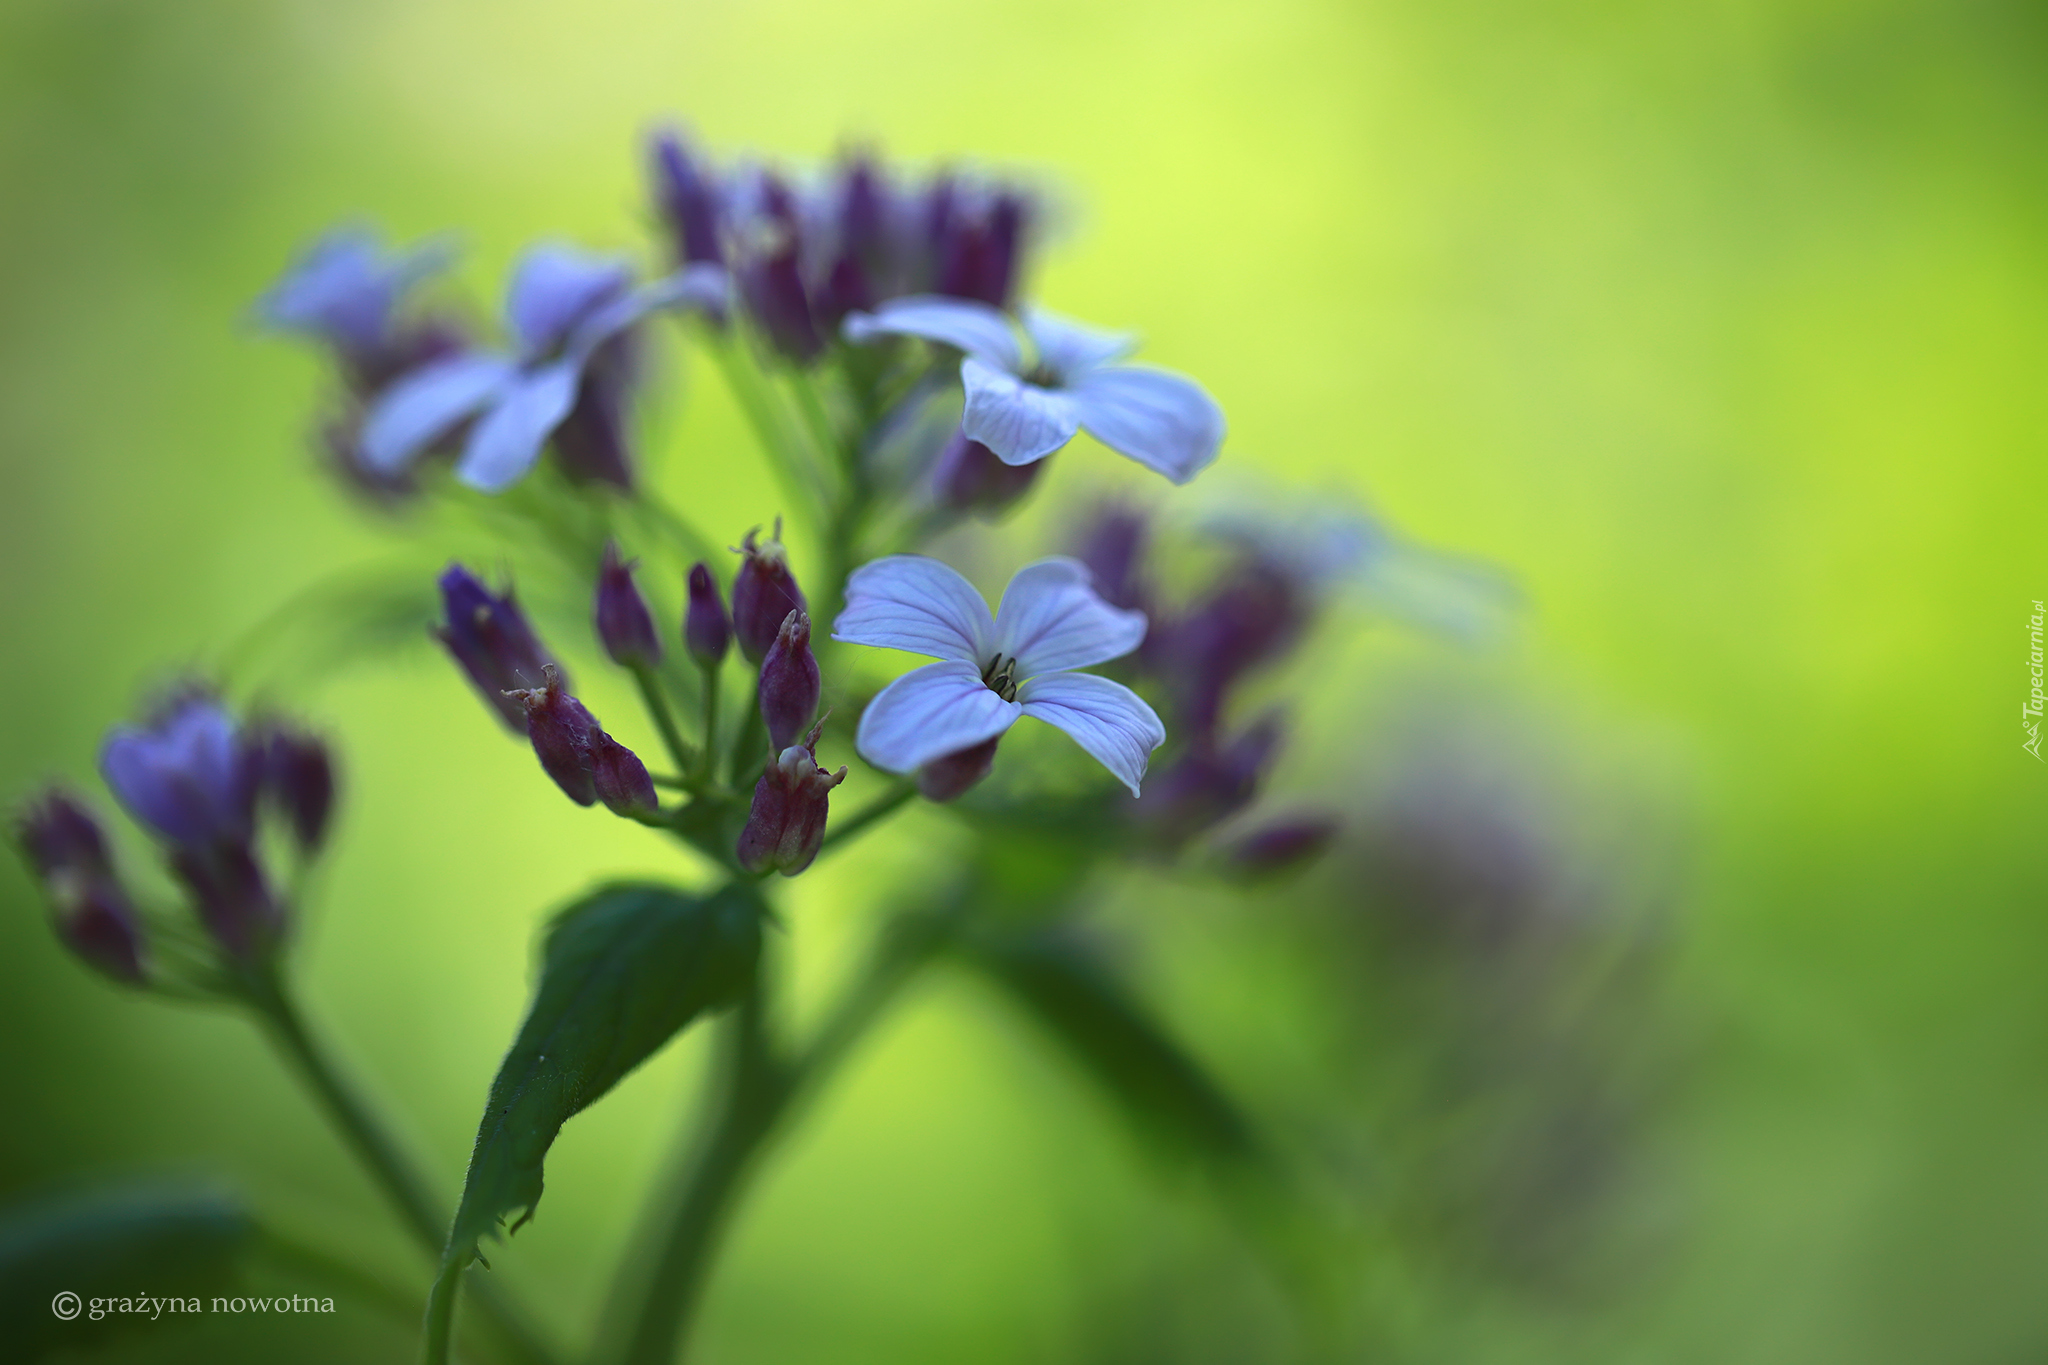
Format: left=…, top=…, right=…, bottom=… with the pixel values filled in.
left=1065, top=365, right=1225, bottom=485
left=833, top=555, right=993, bottom=663
left=856, top=661, right=1020, bottom=774
left=566, top=264, right=730, bottom=358
left=961, top=358, right=1079, bottom=465
left=455, top=360, right=583, bottom=492
left=258, top=226, right=449, bottom=351
left=506, top=244, right=634, bottom=358
left=359, top=352, right=515, bottom=474
left=994, top=558, right=1148, bottom=675
left=842, top=295, right=1023, bottom=372
left=1016, top=671, right=1166, bottom=797
left=1023, top=307, right=1137, bottom=381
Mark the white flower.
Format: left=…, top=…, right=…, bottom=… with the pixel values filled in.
left=834, top=555, right=1168, bottom=795
left=842, top=296, right=1224, bottom=485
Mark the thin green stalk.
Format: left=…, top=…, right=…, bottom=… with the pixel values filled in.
left=706, top=338, right=825, bottom=534
left=819, top=780, right=917, bottom=857
left=605, top=903, right=956, bottom=1365
left=696, top=659, right=723, bottom=789
left=245, top=968, right=558, bottom=1365
left=612, top=991, right=788, bottom=1365
left=632, top=664, right=697, bottom=777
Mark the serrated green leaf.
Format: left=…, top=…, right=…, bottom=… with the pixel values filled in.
left=443, top=881, right=762, bottom=1272
left=960, top=928, right=1261, bottom=1165
left=0, top=1182, right=253, bottom=1359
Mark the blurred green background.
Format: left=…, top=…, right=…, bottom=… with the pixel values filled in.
left=2, top=0, right=2044, bottom=1361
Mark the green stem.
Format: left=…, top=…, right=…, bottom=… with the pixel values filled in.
left=605, top=903, right=956, bottom=1365
left=613, top=991, right=788, bottom=1365
left=632, top=664, right=697, bottom=777
left=696, top=659, right=723, bottom=789
left=706, top=337, right=825, bottom=534
left=244, top=968, right=558, bottom=1365
left=819, top=780, right=916, bottom=857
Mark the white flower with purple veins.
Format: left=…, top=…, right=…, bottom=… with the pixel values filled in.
left=842, top=296, right=1225, bottom=485
left=834, top=555, right=1168, bottom=795
left=358, top=244, right=726, bottom=492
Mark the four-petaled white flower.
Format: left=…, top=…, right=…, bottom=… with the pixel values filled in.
left=843, top=296, right=1224, bottom=485
left=834, top=556, right=1168, bottom=795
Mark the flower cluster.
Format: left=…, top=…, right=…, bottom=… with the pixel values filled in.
left=7, top=122, right=1529, bottom=1365
left=16, top=691, right=335, bottom=980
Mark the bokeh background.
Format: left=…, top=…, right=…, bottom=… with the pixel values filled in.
left=3, top=0, right=2045, bottom=1361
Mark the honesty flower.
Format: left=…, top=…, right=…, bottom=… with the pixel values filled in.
left=257, top=225, right=451, bottom=361
left=359, top=244, right=726, bottom=492
left=843, top=296, right=1224, bottom=485
left=834, top=555, right=1166, bottom=795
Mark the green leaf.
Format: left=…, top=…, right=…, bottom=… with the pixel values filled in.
left=958, top=928, right=1262, bottom=1166
left=443, top=881, right=763, bottom=1272
left=0, top=1182, right=253, bottom=1359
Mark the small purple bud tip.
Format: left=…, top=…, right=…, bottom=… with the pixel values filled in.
left=15, top=791, right=146, bottom=982
left=1223, top=817, right=1339, bottom=878
left=917, top=734, right=1000, bottom=803
left=757, top=610, right=821, bottom=751
left=730, top=522, right=807, bottom=664
left=652, top=130, right=725, bottom=269
left=596, top=540, right=663, bottom=667
left=736, top=740, right=847, bottom=877
left=685, top=562, right=732, bottom=667
left=590, top=734, right=659, bottom=817
left=509, top=666, right=601, bottom=807
left=933, top=429, right=1043, bottom=518
left=258, top=723, right=337, bottom=855
left=437, top=564, right=563, bottom=732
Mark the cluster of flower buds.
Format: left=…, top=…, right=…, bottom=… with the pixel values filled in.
left=14, top=691, right=338, bottom=977
left=736, top=719, right=846, bottom=877
left=651, top=132, right=1035, bottom=364
left=1073, top=505, right=1336, bottom=874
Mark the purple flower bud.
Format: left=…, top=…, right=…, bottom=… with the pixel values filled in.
left=1157, top=558, right=1310, bottom=737
left=510, top=668, right=602, bottom=807
left=736, top=730, right=846, bottom=877
left=936, top=192, right=1030, bottom=309
left=16, top=791, right=146, bottom=982
left=508, top=667, right=658, bottom=816
left=757, top=611, right=821, bottom=751
left=730, top=524, right=807, bottom=664
left=1073, top=505, right=1152, bottom=614
left=651, top=131, right=725, bottom=268
left=99, top=691, right=263, bottom=850
left=932, top=428, right=1044, bottom=517
left=1221, top=816, right=1338, bottom=878
left=436, top=564, right=564, bottom=732
left=590, top=734, right=659, bottom=817
left=916, top=734, right=1000, bottom=803
left=170, top=843, right=280, bottom=962
left=1131, top=716, right=1284, bottom=847
left=257, top=724, right=337, bottom=855
left=596, top=540, right=662, bottom=667
left=685, top=563, right=732, bottom=667
left=550, top=350, right=637, bottom=491
left=740, top=243, right=822, bottom=363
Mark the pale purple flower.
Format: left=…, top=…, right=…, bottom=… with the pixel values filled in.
left=257, top=225, right=451, bottom=361
left=358, top=244, right=726, bottom=492
left=834, top=555, right=1166, bottom=795
left=842, top=297, right=1224, bottom=485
